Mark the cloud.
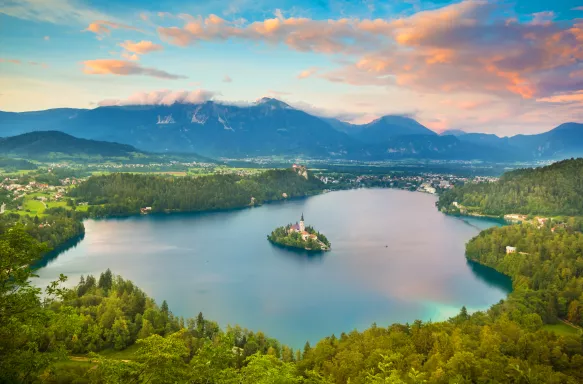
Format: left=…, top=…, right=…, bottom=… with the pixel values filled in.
left=157, top=13, right=377, bottom=53
left=155, top=1, right=583, bottom=102
left=85, top=20, right=143, bottom=36
left=573, top=7, right=583, bottom=11
left=0, top=58, right=48, bottom=68
left=82, top=60, right=187, bottom=79
left=119, top=40, right=164, bottom=54
left=0, top=0, right=111, bottom=25
left=223, top=75, right=233, bottom=83
left=298, top=67, right=318, bottom=79
left=98, top=89, right=217, bottom=106
left=537, top=91, right=583, bottom=104
left=44, top=36, right=50, bottom=41
left=121, top=52, right=140, bottom=61
left=0, top=58, right=22, bottom=64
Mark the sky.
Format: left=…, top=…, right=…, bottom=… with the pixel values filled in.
left=1, top=0, right=583, bottom=135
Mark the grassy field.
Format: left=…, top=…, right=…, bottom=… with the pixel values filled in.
left=543, top=322, right=581, bottom=336
left=23, top=199, right=45, bottom=215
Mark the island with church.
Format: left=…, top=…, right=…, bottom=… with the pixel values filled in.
left=267, top=213, right=331, bottom=251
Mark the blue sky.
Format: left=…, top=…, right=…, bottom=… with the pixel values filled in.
left=1, top=0, right=582, bottom=135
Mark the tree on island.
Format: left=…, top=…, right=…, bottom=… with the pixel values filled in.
left=267, top=214, right=331, bottom=251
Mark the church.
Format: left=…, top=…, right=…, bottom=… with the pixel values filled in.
left=288, top=213, right=318, bottom=241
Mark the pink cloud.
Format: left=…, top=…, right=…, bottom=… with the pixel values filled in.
left=154, top=1, right=583, bottom=102
left=98, top=89, right=216, bottom=106
left=121, top=52, right=140, bottom=61
left=82, top=59, right=186, bottom=79
left=537, top=91, right=583, bottom=104
left=119, top=40, right=164, bottom=54
left=84, top=20, right=143, bottom=36
left=0, top=58, right=22, bottom=64
left=297, top=67, right=318, bottom=79
left=0, top=58, right=48, bottom=68
left=222, top=75, right=232, bottom=83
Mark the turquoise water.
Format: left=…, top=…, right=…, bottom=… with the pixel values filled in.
left=34, top=189, right=511, bottom=348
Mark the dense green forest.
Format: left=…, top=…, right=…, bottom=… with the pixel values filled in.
left=2, top=228, right=583, bottom=383
left=437, top=158, right=583, bottom=216
left=0, top=209, right=85, bottom=251
left=69, top=169, right=324, bottom=216
left=268, top=225, right=331, bottom=251
left=466, top=223, right=583, bottom=327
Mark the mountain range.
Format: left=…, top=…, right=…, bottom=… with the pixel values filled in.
left=1, top=98, right=582, bottom=161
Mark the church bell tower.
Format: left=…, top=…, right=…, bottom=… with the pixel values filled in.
left=299, top=213, right=305, bottom=232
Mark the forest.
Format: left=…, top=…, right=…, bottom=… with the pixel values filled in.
left=69, top=169, right=324, bottom=216
left=437, top=158, right=583, bottom=216
left=465, top=223, right=583, bottom=327
left=0, top=208, right=85, bottom=252
left=2, top=224, right=583, bottom=383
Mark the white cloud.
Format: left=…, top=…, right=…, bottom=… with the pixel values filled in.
left=98, top=89, right=217, bottom=106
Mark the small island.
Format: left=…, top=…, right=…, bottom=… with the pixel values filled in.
left=268, top=213, right=331, bottom=251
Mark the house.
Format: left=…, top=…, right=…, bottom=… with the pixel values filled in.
left=506, top=246, right=516, bottom=254
left=140, top=207, right=152, bottom=214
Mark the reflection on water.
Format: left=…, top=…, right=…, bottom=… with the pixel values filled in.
left=32, top=233, right=85, bottom=270
left=466, top=259, right=513, bottom=293
left=269, top=242, right=328, bottom=263
left=33, top=188, right=512, bottom=348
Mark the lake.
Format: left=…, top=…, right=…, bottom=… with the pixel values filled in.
left=34, top=188, right=511, bottom=348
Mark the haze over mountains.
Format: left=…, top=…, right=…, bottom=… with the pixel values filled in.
left=1, top=98, right=582, bottom=161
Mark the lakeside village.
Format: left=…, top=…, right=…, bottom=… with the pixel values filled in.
left=0, top=163, right=499, bottom=218
left=0, top=174, right=88, bottom=215
left=313, top=170, right=498, bottom=194
left=268, top=213, right=331, bottom=251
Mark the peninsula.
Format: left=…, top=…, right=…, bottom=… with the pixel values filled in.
left=268, top=213, right=331, bottom=251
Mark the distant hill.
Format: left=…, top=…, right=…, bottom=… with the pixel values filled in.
left=353, top=115, right=437, bottom=144
left=0, top=131, right=143, bottom=160
left=1, top=101, right=582, bottom=161
left=451, top=123, right=583, bottom=160
left=369, top=134, right=522, bottom=161
left=437, top=158, right=583, bottom=216
left=507, top=123, right=583, bottom=159
left=439, top=129, right=466, bottom=136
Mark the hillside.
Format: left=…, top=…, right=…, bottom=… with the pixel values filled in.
left=437, top=158, right=583, bottom=216
left=0, top=131, right=143, bottom=160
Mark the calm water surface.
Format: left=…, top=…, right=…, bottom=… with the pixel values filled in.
left=35, top=189, right=511, bottom=347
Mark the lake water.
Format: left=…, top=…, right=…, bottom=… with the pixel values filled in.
left=35, top=189, right=511, bottom=348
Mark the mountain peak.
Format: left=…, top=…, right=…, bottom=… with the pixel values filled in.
left=440, top=129, right=467, bottom=137
left=551, top=122, right=583, bottom=132
left=255, top=97, right=292, bottom=109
